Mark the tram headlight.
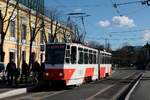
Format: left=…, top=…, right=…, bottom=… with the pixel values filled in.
left=59, top=73, right=63, bottom=76
left=45, top=73, right=49, bottom=76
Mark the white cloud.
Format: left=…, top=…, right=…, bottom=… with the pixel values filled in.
left=98, top=16, right=135, bottom=28
left=143, top=30, right=150, bottom=41
left=112, top=16, right=135, bottom=28
left=73, top=8, right=82, bottom=13
left=98, top=20, right=111, bottom=27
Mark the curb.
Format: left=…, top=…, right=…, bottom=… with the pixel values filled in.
left=116, top=73, right=143, bottom=100
left=0, top=88, right=27, bottom=99
left=125, top=73, right=143, bottom=100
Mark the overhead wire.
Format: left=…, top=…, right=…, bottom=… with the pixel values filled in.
left=51, top=0, right=104, bottom=8
left=108, top=28, right=150, bottom=34
left=110, top=0, right=123, bottom=16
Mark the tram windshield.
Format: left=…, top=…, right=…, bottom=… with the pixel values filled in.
left=46, top=44, right=66, bottom=64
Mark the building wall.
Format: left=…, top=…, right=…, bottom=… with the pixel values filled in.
left=18, top=0, right=44, bottom=14
left=0, top=1, right=71, bottom=68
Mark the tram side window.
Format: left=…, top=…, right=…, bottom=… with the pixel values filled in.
left=106, top=56, right=108, bottom=64
left=71, top=46, right=77, bottom=64
left=102, top=55, right=105, bottom=64
left=78, top=52, right=83, bottom=64
left=99, top=54, right=102, bottom=64
left=109, top=56, right=112, bottom=64
left=65, top=50, right=70, bottom=64
left=93, top=54, right=96, bottom=64
left=89, top=53, right=93, bottom=64
left=84, top=52, right=88, bottom=64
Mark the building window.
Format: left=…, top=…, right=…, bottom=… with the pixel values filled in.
left=48, top=33, right=51, bottom=43
left=31, top=52, right=36, bottom=63
left=21, top=24, right=26, bottom=40
left=9, top=51, right=15, bottom=62
left=31, top=27, right=35, bottom=42
left=40, top=29, right=44, bottom=44
left=10, top=20, right=15, bottom=37
left=40, top=53, right=44, bottom=63
left=22, top=51, right=26, bottom=61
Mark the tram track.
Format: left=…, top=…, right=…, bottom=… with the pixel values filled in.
left=86, top=72, right=141, bottom=100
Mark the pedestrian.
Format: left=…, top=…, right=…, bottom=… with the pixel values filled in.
left=20, top=60, right=29, bottom=83
left=31, top=61, right=40, bottom=84
left=6, top=59, right=17, bottom=85
left=38, top=62, right=45, bottom=81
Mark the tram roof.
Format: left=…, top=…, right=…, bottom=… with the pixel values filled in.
left=46, top=42, right=98, bottom=52
left=46, top=43, right=111, bottom=55
left=100, top=50, right=112, bottom=55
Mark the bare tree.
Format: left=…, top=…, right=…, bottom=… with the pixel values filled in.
left=27, top=0, right=44, bottom=68
left=44, top=8, right=85, bottom=44
left=88, top=41, right=104, bottom=50
left=0, top=0, right=19, bottom=62
left=45, top=9, right=69, bottom=43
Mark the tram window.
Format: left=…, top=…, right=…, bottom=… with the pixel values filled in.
left=65, top=49, right=70, bottom=64
left=84, top=49, right=88, bottom=52
left=71, top=46, right=77, bottom=64
left=104, top=55, right=106, bottom=64
left=66, top=50, right=70, bottom=57
left=84, top=52, right=88, bottom=64
left=67, top=45, right=70, bottom=49
left=109, top=56, right=112, bottom=64
left=108, top=56, right=110, bottom=64
left=66, top=58, right=70, bottom=64
left=93, top=54, right=96, bottom=64
left=78, top=48, right=83, bottom=51
left=78, top=52, right=83, bottom=64
left=89, top=53, right=92, bottom=64
left=102, top=56, right=105, bottom=64
left=108, top=57, right=110, bottom=64
left=89, top=50, right=92, bottom=53
left=99, top=54, right=102, bottom=64
left=106, top=56, right=108, bottom=63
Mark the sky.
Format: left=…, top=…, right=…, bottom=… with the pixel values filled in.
left=45, top=0, right=150, bottom=50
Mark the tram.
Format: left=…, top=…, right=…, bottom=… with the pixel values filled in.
left=44, top=43, right=112, bottom=86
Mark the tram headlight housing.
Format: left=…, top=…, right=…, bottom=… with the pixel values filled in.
left=59, top=73, right=63, bottom=76
left=45, top=73, right=49, bottom=76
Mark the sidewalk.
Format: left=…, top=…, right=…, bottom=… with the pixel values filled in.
left=0, top=79, right=35, bottom=99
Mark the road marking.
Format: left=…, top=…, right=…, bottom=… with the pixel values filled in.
left=86, top=72, right=137, bottom=100
left=37, top=90, right=66, bottom=99
left=9, top=90, right=66, bottom=100
left=86, top=85, right=114, bottom=100
left=125, top=73, right=144, bottom=100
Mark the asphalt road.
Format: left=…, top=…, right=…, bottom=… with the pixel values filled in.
left=129, top=70, right=150, bottom=100
left=4, top=70, right=142, bottom=100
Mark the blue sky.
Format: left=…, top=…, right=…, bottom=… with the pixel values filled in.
left=45, top=0, right=150, bottom=50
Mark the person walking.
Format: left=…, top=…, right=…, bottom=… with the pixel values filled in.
left=21, top=60, right=29, bottom=83
left=32, top=61, right=40, bottom=84
left=38, top=62, right=45, bottom=81
left=6, top=59, right=17, bottom=85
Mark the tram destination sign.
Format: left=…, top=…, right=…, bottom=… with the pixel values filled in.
left=47, top=44, right=66, bottom=49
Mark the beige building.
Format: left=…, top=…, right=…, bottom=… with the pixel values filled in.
left=0, top=0, right=72, bottom=68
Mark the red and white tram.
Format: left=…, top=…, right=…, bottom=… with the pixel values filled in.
left=44, top=43, right=112, bottom=86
